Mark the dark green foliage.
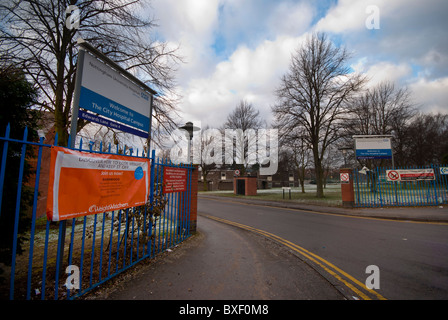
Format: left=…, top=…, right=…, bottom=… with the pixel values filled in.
left=0, top=64, right=40, bottom=265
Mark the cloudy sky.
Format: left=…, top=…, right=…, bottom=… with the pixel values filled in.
left=149, top=0, right=448, bottom=129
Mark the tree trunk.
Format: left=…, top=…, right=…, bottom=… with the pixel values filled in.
left=298, top=167, right=305, bottom=193
left=315, top=167, right=324, bottom=198
left=313, top=143, right=324, bottom=198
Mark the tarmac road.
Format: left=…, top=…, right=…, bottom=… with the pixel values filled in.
left=85, top=215, right=345, bottom=300
left=84, top=195, right=448, bottom=302
left=198, top=195, right=448, bottom=300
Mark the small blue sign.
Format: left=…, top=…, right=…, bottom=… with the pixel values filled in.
left=134, top=167, right=144, bottom=180
left=356, top=149, right=392, bottom=160
left=78, top=110, right=148, bottom=139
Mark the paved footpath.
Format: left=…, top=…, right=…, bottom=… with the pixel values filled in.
left=85, top=215, right=345, bottom=300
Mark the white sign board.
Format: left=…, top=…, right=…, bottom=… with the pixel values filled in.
left=79, top=52, right=151, bottom=132
left=355, top=138, right=392, bottom=159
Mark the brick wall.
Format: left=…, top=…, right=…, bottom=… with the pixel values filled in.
left=340, top=168, right=354, bottom=207
left=234, top=176, right=257, bottom=196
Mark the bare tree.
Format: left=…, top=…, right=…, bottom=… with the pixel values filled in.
left=0, top=0, right=182, bottom=147
left=278, top=126, right=311, bottom=193
left=223, top=100, right=264, bottom=176
left=401, top=112, right=448, bottom=166
left=272, top=33, right=366, bottom=197
left=342, top=81, right=416, bottom=167
left=192, top=125, right=219, bottom=191
left=224, top=100, right=264, bottom=130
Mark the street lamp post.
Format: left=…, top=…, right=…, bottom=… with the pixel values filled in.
left=179, top=122, right=200, bottom=163
left=338, top=146, right=352, bottom=168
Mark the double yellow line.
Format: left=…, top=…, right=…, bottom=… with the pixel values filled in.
left=201, top=214, right=387, bottom=300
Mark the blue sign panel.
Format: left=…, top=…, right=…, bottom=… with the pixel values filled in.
left=356, top=149, right=392, bottom=160
left=79, top=86, right=150, bottom=132
left=78, top=110, right=148, bottom=139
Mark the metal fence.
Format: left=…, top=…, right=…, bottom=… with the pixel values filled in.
left=353, top=164, right=448, bottom=207
left=0, top=124, right=194, bottom=300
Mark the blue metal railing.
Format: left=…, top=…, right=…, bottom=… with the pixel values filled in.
left=0, top=124, right=194, bottom=300
left=354, top=164, right=448, bottom=207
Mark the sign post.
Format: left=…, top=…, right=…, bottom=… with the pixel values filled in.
left=340, top=168, right=354, bottom=207
left=61, top=39, right=157, bottom=274
left=353, top=135, right=396, bottom=204
left=70, top=38, right=157, bottom=150
left=282, top=187, right=291, bottom=199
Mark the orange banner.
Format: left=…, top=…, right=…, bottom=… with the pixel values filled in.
left=46, top=146, right=150, bottom=221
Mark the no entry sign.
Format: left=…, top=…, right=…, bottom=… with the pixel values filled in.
left=340, top=172, right=350, bottom=183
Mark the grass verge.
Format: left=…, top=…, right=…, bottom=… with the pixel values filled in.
left=199, top=184, right=342, bottom=207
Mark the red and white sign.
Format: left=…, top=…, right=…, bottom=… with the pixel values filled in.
left=46, top=146, right=150, bottom=221
left=340, top=172, right=350, bottom=183
left=163, top=167, right=188, bottom=193
left=386, top=169, right=435, bottom=182
left=387, top=170, right=400, bottom=181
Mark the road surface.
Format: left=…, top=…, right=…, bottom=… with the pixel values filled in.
left=198, top=196, right=448, bottom=300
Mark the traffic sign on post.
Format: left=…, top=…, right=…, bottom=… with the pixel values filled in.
left=340, top=169, right=354, bottom=207
left=340, top=172, right=350, bottom=184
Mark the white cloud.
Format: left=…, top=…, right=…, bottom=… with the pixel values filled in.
left=149, top=0, right=448, bottom=135
left=349, top=59, right=448, bottom=114
left=409, top=77, right=448, bottom=114
left=151, top=0, right=316, bottom=129
left=316, top=0, right=448, bottom=76
left=314, top=0, right=410, bottom=33
left=152, top=0, right=219, bottom=40
left=315, top=0, right=371, bottom=33
left=266, top=1, right=314, bottom=38
left=351, top=59, right=413, bottom=87
left=179, top=35, right=306, bottom=128
left=151, top=0, right=221, bottom=81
